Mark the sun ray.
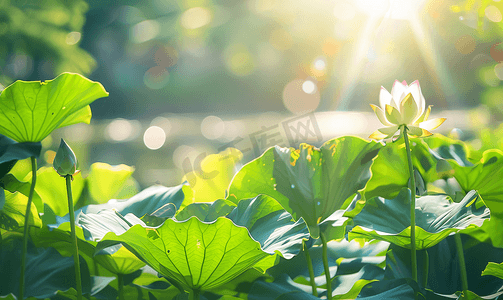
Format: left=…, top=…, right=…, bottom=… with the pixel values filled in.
left=409, top=14, right=457, bottom=108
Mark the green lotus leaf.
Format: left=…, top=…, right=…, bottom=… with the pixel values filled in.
left=248, top=274, right=321, bottom=300
left=356, top=278, right=420, bottom=300
left=30, top=221, right=96, bottom=258
left=267, top=238, right=387, bottom=297
left=82, top=162, right=136, bottom=206
left=386, top=236, right=503, bottom=297
left=0, top=239, right=114, bottom=299
left=67, top=184, right=186, bottom=223
left=348, top=189, right=489, bottom=249
left=483, top=262, right=503, bottom=279
left=0, top=174, right=43, bottom=211
left=227, top=195, right=310, bottom=260
left=228, top=136, right=381, bottom=238
left=422, top=134, right=473, bottom=167
left=94, top=245, right=146, bottom=275
left=182, top=148, right=242, bottom=203
left=451, top=150, right=503, bottom=217
left=37, top=184, right=186, bottom=259
left=364, top=139, right=434, bottom=200
left=97, top=217, right=271, bottom=292
left=176, top=199, right=237, bottom=222
left=0, top=189, right=41, bottom=230
left=0, top=135, right=41, bottom=179
left=31, top=166, right=85, bottom=216
left=178, top=195, right=309, bottom=260
left=0, top=188, right=3, bottom=211
left=78, top=209, right=146, bottom=241
left=32, top=162, right=137, bottom=216
left=0, top=73, right=108, bottom=142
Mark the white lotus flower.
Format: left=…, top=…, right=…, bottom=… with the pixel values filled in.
left=369, top=80, right=446, bottom=139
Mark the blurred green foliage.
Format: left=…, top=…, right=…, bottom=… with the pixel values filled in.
left=0, top=0, right=96, bottom=85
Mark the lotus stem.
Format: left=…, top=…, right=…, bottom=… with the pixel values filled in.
left=423, top=249, right=429, bottom=287
left=402, top=126, right=417, bottom=283
left=455, top=233, right=469, bottom=298
left=303, top=239, right=318, bottom=296
left=118, top=273, right=124, bottom=300
left=66, top=175, right=82, bottom=300
left=320, top=232, right=332, bottom=300
left=19, top=156, right=37, bottom=300
left=189, top=289, right=200, bottom=300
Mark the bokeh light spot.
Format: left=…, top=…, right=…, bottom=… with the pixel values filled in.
left=455, top=35, right=476, bottom=54
left=485, top=5, right=502, bottom=22
left=106, top=119, right=134, bottom=142
left=131, top=20, right=159, bottom=43
left=479, top=66, right=500, bottom=87
left=181, top=7, right=212, bottom=29
left=494, top=63, right=503, bottom=80
left=313, top=57, right=327, bottom=71
left=302, top=80, right=317, bottom=94
left=322, top=38, right=340, bottom=57
left=65, top=32, right=81, bottom=45
left=224, top=45, right=255, bottom=76
left=282, top=79, right=321, bottom=115
left=201, top=116, right=225, bottom=140
left=491, top=43, right=503, bottom=62
left=143, top=126, right=166, bottom=150
left=144, top=66, right=170, bottom=89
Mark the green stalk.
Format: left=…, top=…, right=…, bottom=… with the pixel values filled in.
left=455, top=233, right=469, bottom=298
left=189, top=289, right=200, bottom=300
left=19, top=156, right=37, bottom=300
left=402, top=126, right=417, bottom=283
left=66, top=175, right=82, bottom=300
left=320, top=232, right=332, bottom=300
left=117, top=274, right=124, bottom=300
left=423, top=249, right=429, bottom=287
left=303, top=239, right=318, bottom=296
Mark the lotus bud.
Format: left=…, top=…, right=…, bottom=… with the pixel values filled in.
left=53, top=139, right=78, bottom=177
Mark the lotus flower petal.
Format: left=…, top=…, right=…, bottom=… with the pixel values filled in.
left=391, top=80, right=407, bottom=105
left=369, top=126, right=399, bottom=140
left=419, top=118, right=446, bottom=131
left=379, top=87, right=395, bottom=109
left=399, top=93, right=418, bottom=125
left=370, top=104, right=392, bottom=126
left=385, top=104, right=401, bottom=125
left=407, top=80, right=424, bottom=120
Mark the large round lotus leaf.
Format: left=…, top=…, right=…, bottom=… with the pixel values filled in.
left=228, top=136, right=381, bottom=239
left=97, top=217, right=270, bottom=291
left=348, top=189, right=489, bottom=249
left=451, top=150, right=503, bottom=218
left=0, top=73, right=108, bottom=142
